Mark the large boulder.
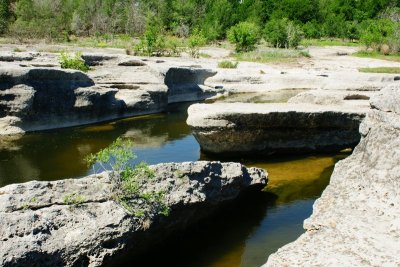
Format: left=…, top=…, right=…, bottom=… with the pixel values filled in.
left=265, top=84, right=400, bottom=266
left=187, top=103, right=368, bottom=155
left=0, top=161, right=267, bottom=267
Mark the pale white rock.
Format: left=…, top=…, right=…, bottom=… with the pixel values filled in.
left=265, top=84, right=400, bottom=267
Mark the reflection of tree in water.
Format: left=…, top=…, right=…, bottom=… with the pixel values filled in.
left=0, top=103, right=193, bottom=186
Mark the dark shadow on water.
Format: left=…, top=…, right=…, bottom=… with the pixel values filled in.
left=110, top=190, right=277, bottom=267
left=109, top=154, right=346, bottom=267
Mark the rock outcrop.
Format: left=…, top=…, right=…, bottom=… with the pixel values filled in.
left=0, top=161, right=267, bottom=267
left=163, top=67, right=220, bottom=103
left=0, top=57, right=222, bottom=135
left=187, top=103, right=368, bottom=155
left=0, top=68, right=167, bottom=133
left=265, top=84, right=400, bottom=266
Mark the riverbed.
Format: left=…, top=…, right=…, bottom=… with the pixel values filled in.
left=0, top=101, right=348, bottom=267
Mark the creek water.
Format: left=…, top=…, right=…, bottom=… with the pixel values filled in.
left=0, top=100, right=348, bottom=267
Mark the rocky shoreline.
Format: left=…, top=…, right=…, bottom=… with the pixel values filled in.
left=0, top=161, right=267, bottom=267
left=1, top=45, right=399, bottom=136
left=265, top=84, right=400, bottom=266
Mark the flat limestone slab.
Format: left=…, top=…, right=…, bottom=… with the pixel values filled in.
left=187, top=103, right=369, bottom=155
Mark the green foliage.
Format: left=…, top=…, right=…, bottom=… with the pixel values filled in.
left=187, top=29, right=207, bottom=58
left=85, top=138, right=170, bottom=218
left=264, top=18, right=303, bottom=49
left=303, top=21, right=323, bottom=39
left=360, top=19, right=395, bottom=49
left=218, top=60, right=238, bottom=69
left=59, top=52, right=90, bottom=72
left=1, top=0, right=400, bottom=45
left=63, top=192, right=85, bottom=205
left=0, top=0, right=10, bottom=34
left=227, top=22, right=260, bottom=52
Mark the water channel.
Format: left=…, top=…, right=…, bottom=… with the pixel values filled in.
left=0, top=97, right=349, bottom=267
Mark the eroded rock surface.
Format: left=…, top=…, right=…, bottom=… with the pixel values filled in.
left=0, top=161, right=267, bottom=267
left=187, top=103, right=367, bottom=155
left=0, top=51, right=221, bottom=135
left=265, top=84, right=400, bottom=266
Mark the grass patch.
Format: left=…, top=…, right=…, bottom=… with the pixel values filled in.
left=301, top=38, right=360, bottom=47
left=353, top=50, right=400, bottom=62
left=235, top=47, right=310, bottom=63
left=218, top=60, right=238, bottom=68
left=359, top=67, right=400, bottom=74
left=199, top=52, right=211, bottom=58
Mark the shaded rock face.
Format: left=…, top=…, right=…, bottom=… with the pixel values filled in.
left=265, top=84, right=400, bottom=266
left=0, top=161, right=267, bottom=267
left=0, top=68, right=168, bottom=133
left=187, top=103, right=367, bottom=156
left=164, top=67, right=220, bottom=103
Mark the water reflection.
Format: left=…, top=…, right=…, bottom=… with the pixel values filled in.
left=0, top=103, right=196, bottom=187
left=0, top=98, right=349, bottom=267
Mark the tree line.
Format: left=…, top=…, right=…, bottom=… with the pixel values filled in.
left=0, top=0, right=399, bottom=51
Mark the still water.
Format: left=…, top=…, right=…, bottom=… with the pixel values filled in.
left=0, top=101, right=348, bottom=267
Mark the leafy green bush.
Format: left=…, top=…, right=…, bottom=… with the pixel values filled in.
left=303, top=21, right=323, bottom=39
left=218, top=60, right=238, bottom=68
left=360, top=19, right=395, bottom=50
left=85, top=138, right=170, bottom=218
left=187, top=29, right=207, bottom=58
left=227, top=22, right=261, bottom=52
left=134, top=26, right=165, bottom=56
left=59, top=52, right=90, bottom=72
left=264, top=18, right=303, bottom=49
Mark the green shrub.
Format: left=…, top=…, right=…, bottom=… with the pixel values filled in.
left=218, top=60, right=238, bottom=68
left=303, top=21, right=323, bottom=39
left=59, top=52, right=90, bottom=72
left=227, top=22, right=260, bottom=52
left=134, top=26, right=165, bottom=56
left=360, top=19, right=395, bottom=49
left=264, top=18, right=303, bottom=49
left=85, top=138, right=170, bottom=218
left=187, top=29, right=207, bottom=58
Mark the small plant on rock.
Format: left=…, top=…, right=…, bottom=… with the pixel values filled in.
left=63, top=192, right=85, bottom=205
left=59, top=51, right=90, bottom=72
left=85, top=138, right=170, bottom=218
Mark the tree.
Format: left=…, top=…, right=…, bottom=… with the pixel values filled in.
left=0, top=0, right=10, bottom=34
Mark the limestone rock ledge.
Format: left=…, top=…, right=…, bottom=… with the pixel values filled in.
left=187, top=103, right=368, bottom=155
left=0, top=161, right=267, bottom=267
left=265, top=84, right=400, bottom=266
